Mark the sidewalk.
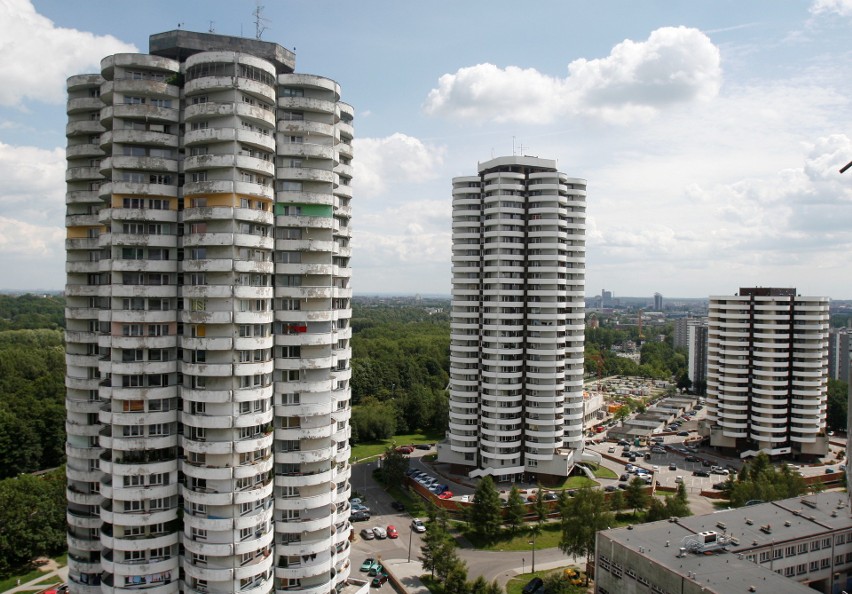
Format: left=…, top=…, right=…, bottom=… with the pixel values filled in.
left=382, top=559, right=430, bottom=594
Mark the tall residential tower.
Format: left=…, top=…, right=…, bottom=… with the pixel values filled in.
left=437, top=156, right=587, bottom=482
left=704, top=287, right=829, bottom=459
left=64, top=30, right=355, bottom=594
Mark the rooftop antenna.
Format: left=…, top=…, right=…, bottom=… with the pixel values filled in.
left=841, top=160, right=852, bottom=174
left=177, top=22, right=185, bottom=29
left=209, top=21, right=215, bottom=33
left=253, top=1, right=269, bottom=39
left=512, top=136, right=516, bottom=156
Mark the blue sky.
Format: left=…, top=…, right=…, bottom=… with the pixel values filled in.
left=1, top=0, right=852, bottom=298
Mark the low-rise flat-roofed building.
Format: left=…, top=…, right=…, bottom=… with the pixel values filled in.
left=595, top=492, right=852, bottom=594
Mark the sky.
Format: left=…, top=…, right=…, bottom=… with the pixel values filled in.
left=1, top=0, right=852, bottom=298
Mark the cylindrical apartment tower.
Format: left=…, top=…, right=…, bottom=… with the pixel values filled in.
left=64, top=30, right=353, bottom=594
left=437, top=156, right=586, bottom=482
left=705, top=287, right=829, bottom=460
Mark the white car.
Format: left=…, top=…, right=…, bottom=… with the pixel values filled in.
left=460, top=495, right=470, bottom=503
left=372, top=526, right=387, bottom=539
left=411, top=519, right=426, bottom=533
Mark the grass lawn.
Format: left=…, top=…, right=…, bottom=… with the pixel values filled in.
left=0, top=569, right=54, bottom=593
left=350, top=430, right=444, bottom=462
left=563, top=476, right=598, bottom=489
left=588, top=465, right=618, bottom=480
left=466, top=521, right=564, bottom=551
left=505, top=568, right=587, bottom=594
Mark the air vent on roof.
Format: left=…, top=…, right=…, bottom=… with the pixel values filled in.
left=801, top=498, right=818, bottom=509
left=784, top=520, right=791, bottom=527
left=745, top=518, right=753, bottom=525
left=760, top=525, right=772, bottom=534
left=716, top=522, right=727, bottom=530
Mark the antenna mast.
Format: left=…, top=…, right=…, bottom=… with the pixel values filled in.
left=253, top=2, right=269, bottom=39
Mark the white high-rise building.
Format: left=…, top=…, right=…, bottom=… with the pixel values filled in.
left=437, top=156, right=587, bottom=482
left=64, top=30, right=355, bottom=594
left=704, top=287, right=829, bottom=459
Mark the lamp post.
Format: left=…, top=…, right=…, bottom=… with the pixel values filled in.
left=522, top=557, right=525, bottom=574
left=528, top=534, right=536, bottom=573
left=407, top=528, right=413, bottom=562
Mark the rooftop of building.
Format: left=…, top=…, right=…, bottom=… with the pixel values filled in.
left=599, top=492, right=852, bottom=593
left=477, top=155, right=558, bottom=174
left=149, top=29, right=296, bottom=72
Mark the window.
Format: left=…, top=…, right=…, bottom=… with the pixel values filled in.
left=191, top=527, right=207, bottom=541
left=281, top=87, right=304, bottom=97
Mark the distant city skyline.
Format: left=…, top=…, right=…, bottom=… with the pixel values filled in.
left=2, top=0, right=852, bottom=296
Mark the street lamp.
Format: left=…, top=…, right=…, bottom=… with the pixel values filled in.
left=528, top=535, right=537, bottom=573
left=407, top=528, right=413, bottom=562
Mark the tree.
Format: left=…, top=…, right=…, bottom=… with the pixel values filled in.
left=380, top=445, right=409, bottom=488
left=532, top=488, right=548, bottom=524
left=645, top=497, right=668, bottom=522
left=350, top=397, right=397, bottom=442
left=625, top=478, right=649, bottom=516
left=608, top=489, right=624, bottom=515
left=0, top=468, right=66, bottom=577
left=559, top=488, right=613, bottom=581
left=468, top=476, right=503, bottom=543
left=827, top=379, right=848, bottom=431
left=728, top=453, right=807, bottom=507
left=505, top=485, right=525, bottom=533
left=420, top=505, right=455, bottom=578
left=444, top=560, right=470, bottom=594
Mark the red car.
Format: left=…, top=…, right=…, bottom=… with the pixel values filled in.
left=437, top=491, right=453, bottom=500
left=386, top=525, right=398, bottom=539
left=396, top=446, right=414, bottom=454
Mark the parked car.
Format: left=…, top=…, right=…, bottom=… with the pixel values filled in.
left=711, top=466, right=729, bottom=475
left=677, top=431, right=690, bottom=436
left=361, top=558, right=378, bottom=572
left=608, top=446, right=616, bottom=453
left=369, top=564, right=384, bottom=577
left=396, top=445, right=414, bottom=454
left=826, top=467, right=836, bottom=474
left=416, top=443, right=433, bottom=450
left=701, top=460, right=712, bottom=467
left=651, top=446, right=666, bottom=454
left=371, top=574, right=388, bottom=587
left=604, top=485, right=617, bottom=492
left=693, top=470, right=710, bottom=477
left=351, top=511, right=370, bottom=522
left=372, top=526, right=387, bottom=539
left=668, top=463, right=677, bottom=471
left=387, top=525, right=398, bottom=539
left=522, top=577, right=544, bottom=594
left=360, top=528, right=375, bottom=540
left=438, top=490, right=454, bottom=500
left=412, top=519, right=426, bottom=533
left=712, top=482, right=729, bottom=490
left=391, top=501, right=405, bottom=512
left=684, top=455, right=700, bottom=462
left=460, top=494, right=470, bottom=503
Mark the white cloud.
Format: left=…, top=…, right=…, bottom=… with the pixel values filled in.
left=0, top=0, right=137, bottom=107
left=0, top=141, right=66, bottom=223
left=423, top=26, right=721, bottom=125
left=353, top=133, right=446, bottom=197
left=810, top=0, right=852, bottom=16
left=0, top=216, right=64, bottom=258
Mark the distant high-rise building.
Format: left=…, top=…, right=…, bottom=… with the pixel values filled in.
left=828, top=328, right=851, bottom=382
left=687, top=320, right=708, bottom=386
left=601, top=289, right=613, bottom=307
left=653, top=292, right=663, bottom=311
left=438, top=156, right=587, bottom=481
left=64, top=30, right=355, bottom=594
left=705, top=288, right=829, bottom=459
